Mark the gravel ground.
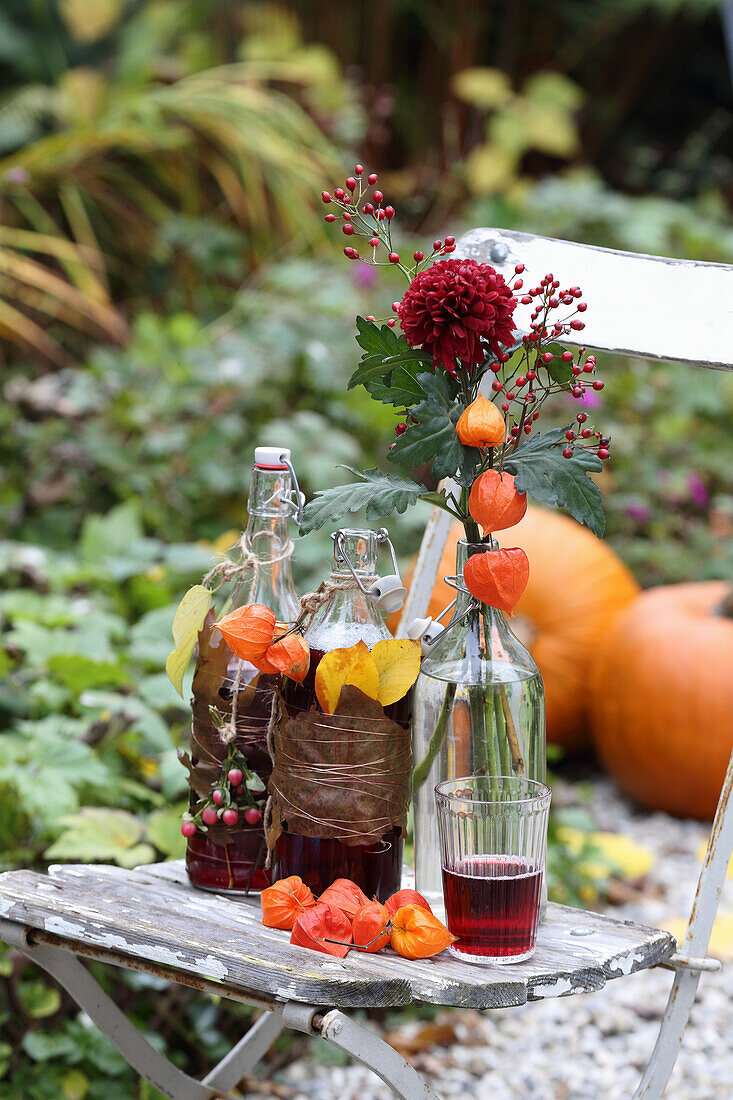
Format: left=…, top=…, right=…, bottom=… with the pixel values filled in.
left=249, top=777, right=732, bottom=1100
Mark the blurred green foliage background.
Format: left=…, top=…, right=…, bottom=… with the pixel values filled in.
left=1, top=1, right=732, bottom=1095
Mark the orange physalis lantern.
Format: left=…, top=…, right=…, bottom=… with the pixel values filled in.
left=290, top=902, right=353, bottom=958
left=319, top=878, right=370, bottom=920
left=463, top=547, right=529, bottom=614
left=263, top=631, right=310, bottom=683
left=389, top=904, right=456, bottom=960
left=216, top=604, right=275, bottom=662
left=352, top=901, right=391, bottom=953
left=455, top=394, right=505, bottom=448
left=385, top=888, right=432, bottom=917
left=468, top=469, right=527, bottom=533
left=261, top=875, right=316, bottom=930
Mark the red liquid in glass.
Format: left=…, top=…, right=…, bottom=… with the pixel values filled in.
left=186, top=829, right=270, bottom=893
left=274, top=827, right=403, bottom=901
left=273, top=647, right=406, bottom=901
left=442, top=856, right=543, bottom=958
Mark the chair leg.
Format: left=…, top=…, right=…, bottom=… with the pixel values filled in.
left=633, top=751, right=733, bottom=1099
left=314, top=1008, right=442, bottom=1100
left=0, top=924, right=212, bottom=1100
left=202, top=1010, right=286, bottom=1091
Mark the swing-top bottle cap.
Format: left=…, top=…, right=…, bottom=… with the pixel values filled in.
left=254, top=446, right=291, bottom=470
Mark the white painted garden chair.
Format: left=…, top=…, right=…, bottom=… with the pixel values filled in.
left=1, top=229, right=732, bottom=1100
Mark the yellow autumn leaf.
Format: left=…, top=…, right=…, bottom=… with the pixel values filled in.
left=559, top=827, right=656, bottom=881
left=165, top=585, right=212, bottom=696
left=314, top=640, right=380, bottom=714
left=371, top=638, right=421, bottom=707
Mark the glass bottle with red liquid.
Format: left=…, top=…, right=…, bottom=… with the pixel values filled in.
left=185, top=446, right=300, bottom=894
left=272, top=527, right=408, bottom=901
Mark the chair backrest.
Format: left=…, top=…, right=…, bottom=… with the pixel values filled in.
left=458, top=227, right=733, bottom=369
left=402, top=227, right=733, bottom=1100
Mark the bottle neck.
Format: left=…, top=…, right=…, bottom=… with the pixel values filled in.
left=305, top=528, right=389, bottom=652
left=422, top=538, right=540, bottom=681
left=234, top=467, right=299, bottom=623
left=452, top=540, right=507, bottom=627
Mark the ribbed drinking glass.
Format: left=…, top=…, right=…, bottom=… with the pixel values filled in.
left=436, top=775, right=551, bottom=964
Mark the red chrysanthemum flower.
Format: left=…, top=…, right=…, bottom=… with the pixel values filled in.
left=397, top=259, right=517, bottom=374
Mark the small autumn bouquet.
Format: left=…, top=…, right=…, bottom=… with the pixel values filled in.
left=301, top=163, right=610, bottom=612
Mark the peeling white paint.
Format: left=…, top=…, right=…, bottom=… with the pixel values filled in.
left=531, top=977, right=576, bottom=998
left=194, top=954, right=228, bottom=979
left=609, top=952, right=636, bottom=976
left=131, top=943, right=186, bottom=969
left=46, top=916, right=86, bottom=939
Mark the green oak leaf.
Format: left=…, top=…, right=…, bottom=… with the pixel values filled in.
left=349, top=316, right=431, bottom=390
left=364, top=362, right=426, bottom=408
left=389, top=372, right=472, bottom=481
left=165, top=584, right=212, bottom=695
left=503, top=426, right=605, bottom=536
left=300, top=467, right=427, bottom=534
left=354, top=314, right=405, bottom=357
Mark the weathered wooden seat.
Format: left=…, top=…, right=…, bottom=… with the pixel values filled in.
left=0, top=862, right=675, bottom=1010
left=2, top=228, right=732, bottom=1099
left=0, top=859, right=676, bottom=1099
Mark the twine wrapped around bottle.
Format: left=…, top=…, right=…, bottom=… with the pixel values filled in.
left=266, top=685, right=412, bottom=851
left=201, top=529, right=294, bottom=589
left=183, top=569, right=369, bottom=803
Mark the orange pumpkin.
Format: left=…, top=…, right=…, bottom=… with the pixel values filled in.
left=392, top=507, right=639, bottom=749
left=589, top=582, right=733, bottom=820
left=469, top=469, right=527, bottom=533
left=455, top=394, right=505, bottom=448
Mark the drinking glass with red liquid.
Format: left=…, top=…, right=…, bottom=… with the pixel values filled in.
left=273, top=528, right=407, bottom=902
left=436, top=775, right=551, bottom=964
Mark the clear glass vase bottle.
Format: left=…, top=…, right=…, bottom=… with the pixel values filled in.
left=412, top=538, right=546, bottom=911
left=186, top=446, right=300, bottom=894
left=273, top=528, right=406, bottom=899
